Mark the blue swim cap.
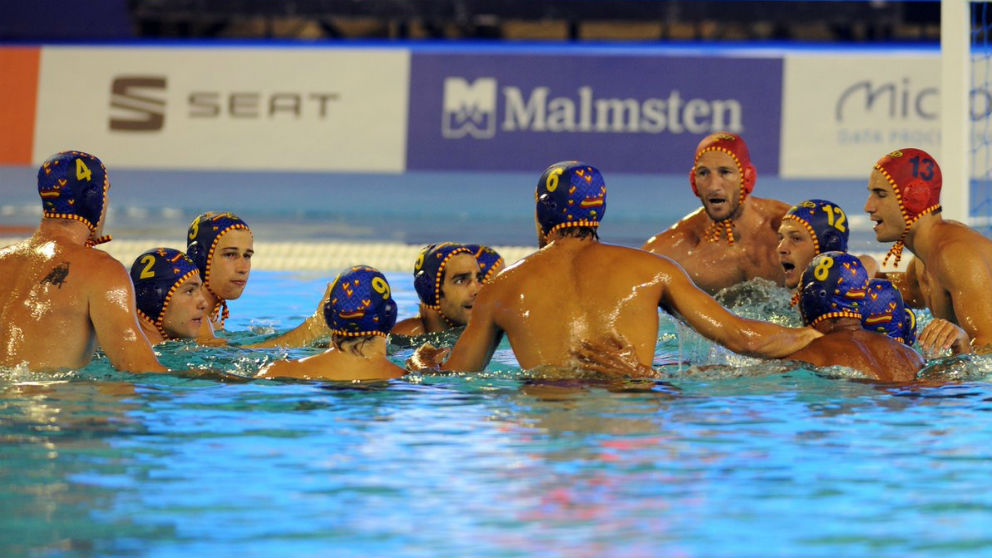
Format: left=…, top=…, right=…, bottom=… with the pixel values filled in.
left=798, top=251, right=870, bottom=327
left=535, top=161, right=607, bottom=236
left=130, top=248, right=200, bottom=337
left=782, top=199, right=849, bottom=255
left=413, top=242, right=473, bottom=309
left=862, top=278, right=917, bottom=346
left=38, top=151, right=109, bottom=234
left=465, top=244, right=504, bottom=283
left=186, top=211, right=252, bottom=283
left=325, top=265, right=397, bottom=338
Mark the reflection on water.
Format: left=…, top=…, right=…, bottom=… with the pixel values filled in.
left=3, top=273, right=992, bottom=557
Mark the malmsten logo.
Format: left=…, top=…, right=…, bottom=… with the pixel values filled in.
left=110, top=76, right=167, bottom=132
left=442, top=77, right=744, bottom=139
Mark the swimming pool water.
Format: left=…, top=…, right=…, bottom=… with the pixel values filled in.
left=3, top=271, right=992, bottom=558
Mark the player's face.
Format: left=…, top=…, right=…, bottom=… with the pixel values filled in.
left=865, top=170, right=906, bottom=242
left=162, top=274, right=207, bottom=339
left=694, top=150, right=742, bottom=221
left=208, top=229, right=254, bottom=300
left=777, top=220, right=818, bottom=289
left=438, top=253, right=482, bottom=327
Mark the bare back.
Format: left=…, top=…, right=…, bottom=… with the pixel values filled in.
left=789, top=328, right=922, bottom=382
left=258, top=346, right=405, bottom=381
left=483, top=241, right=668, bottom=369
left=0, top=231, right=164, bottom=372
left=642, top=197, right=789, bottom=293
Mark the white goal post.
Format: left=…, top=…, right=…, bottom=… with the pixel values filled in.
left=941, top=0, right=971, bottom=223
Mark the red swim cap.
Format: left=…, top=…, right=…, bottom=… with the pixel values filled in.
left=688, top=132, right=756, bottom=199
left=873, top=148, right=942, bottom=267
left=873, top=148, right=942, bottom=223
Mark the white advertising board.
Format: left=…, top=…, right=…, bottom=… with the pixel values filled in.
left=33, top=46, right=409, bottom=172
left=780, top=52, right=941, bottom=179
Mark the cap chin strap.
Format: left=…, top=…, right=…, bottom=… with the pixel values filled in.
left=85, top=235, right=112, bottom=248
left=208, top=296, right=230, bottom=328
left=882, top=204, right=940, bottom=268
left=704, top=218, right=735, bottom=245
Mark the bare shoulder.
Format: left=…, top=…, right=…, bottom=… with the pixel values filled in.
left=391, top=316, right=426, bottom=336
left=929, top=226, right=989, bottom=274
left=642, top=208, right=706, bottom=251
left=80, top=249, right=132, bottom=284
left=751, top=197, right=791, bottom=226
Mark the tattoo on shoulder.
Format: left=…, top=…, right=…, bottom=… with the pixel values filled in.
left=41, top=263, right=70, bottom=288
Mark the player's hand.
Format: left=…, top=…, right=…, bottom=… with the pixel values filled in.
left=917, top=318, right=971, bottom=358
left=406, top=343, right=450, bottom=372
left=571, top=336, right=658, bottom=379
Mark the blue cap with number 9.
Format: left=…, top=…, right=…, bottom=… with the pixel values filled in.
left=782, top=199, right=849, bottom=255
left=798, top=251, right=870, bottom=327
left=862, top=278, right=917, bottom=346
left=325, top=265, right=397, bottom=338
left=38, top=151, right=109, bottom=234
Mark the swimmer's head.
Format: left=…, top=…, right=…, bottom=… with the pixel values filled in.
left=535, top=161, right=607, bottom=238
left=872, top=148, right=942, bottom=266
left=862, top=278, right=917, bottom=346
left=413, top=242, right=473, bottom=310
left=689, top=132, right=756, bottom=201
left=466, top=244, right=504, bottom=283
left=324, top=265, right=397, bottom=338
left=798, top=251, right=870, bottom=328
left=38, top=151, right=110, bottom=240
left=130, top=248, right=202, bottom=339
left=782, top=199, right=849, bottom=255
left=186, top=211, right=252, bottom=287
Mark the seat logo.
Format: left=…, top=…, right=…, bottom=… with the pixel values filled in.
left=109, top=76, right=167, bottom=132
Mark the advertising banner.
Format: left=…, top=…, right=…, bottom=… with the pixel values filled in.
left=32, top=47, right=409, bottom=171
left=0, top=47, right=40, bottom=165
left=407, top=52, right=783, bottom=174
left=780, top=53, right=941, bottom=179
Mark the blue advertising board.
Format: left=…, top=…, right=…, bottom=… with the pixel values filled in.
left=407, top=51, right=783, bottom=174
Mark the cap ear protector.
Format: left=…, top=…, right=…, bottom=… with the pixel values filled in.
left=874, top=148, right=942, bottom=221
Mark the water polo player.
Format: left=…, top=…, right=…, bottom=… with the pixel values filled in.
left=642, top=132, right=791, bottom=294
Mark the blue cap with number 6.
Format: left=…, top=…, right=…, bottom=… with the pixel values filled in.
left=325, top=265, right=397, bottom=338
left=535, top=161, right=606, bottom=237
left=798, top=251, right=870, bottom=327
left=782, top=199, right=849, bottom=255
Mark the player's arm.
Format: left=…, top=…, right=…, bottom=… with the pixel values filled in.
left=933, top=247, right=992, bottom=353
left=657, top=259, right=821, bottom=358
left=89, top=259, right=168, bottom=373
left=883, top=257, right=925, bottom=308
left=247, top=282, right=332, bottom=348
left=439, top=285, right=502, bottom=372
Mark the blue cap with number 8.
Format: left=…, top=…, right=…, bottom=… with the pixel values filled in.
left=325, top=265, right=397, bottom=338
left=798, top=251, right=870, bottom=327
